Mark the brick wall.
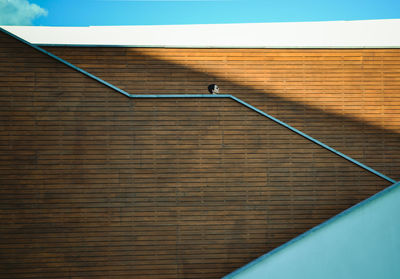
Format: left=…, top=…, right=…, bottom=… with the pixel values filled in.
left=45, top=47, right=400, bottom=180
left=0, top=30, right=394, bottom=278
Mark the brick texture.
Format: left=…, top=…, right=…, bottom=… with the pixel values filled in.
left=45, top=47, right=400, bottom=180
left=0, top=31, right=394, bottom=279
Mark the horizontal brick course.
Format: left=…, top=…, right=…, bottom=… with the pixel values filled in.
left=45, top=46, right=400, bottom=180
left=0, top=31, right=395, bottom=278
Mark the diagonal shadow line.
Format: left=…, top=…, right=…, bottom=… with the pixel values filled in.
left=41, top=45, right=400, bottom=181
left=2, top=27, right=398, bottom=181
left=2, top=26, right=398, bottom=278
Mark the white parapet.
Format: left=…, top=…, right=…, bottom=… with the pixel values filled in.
left=2, top=19, right=400, bottom=48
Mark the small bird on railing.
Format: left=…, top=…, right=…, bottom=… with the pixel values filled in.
left=208, top=84, right=219, bottom=94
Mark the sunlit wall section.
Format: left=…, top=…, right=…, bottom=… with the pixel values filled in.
left=46, top=47, right=400, bottom=180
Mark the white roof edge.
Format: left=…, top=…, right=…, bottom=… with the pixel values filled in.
left=2, top=19, right=400, bottom=48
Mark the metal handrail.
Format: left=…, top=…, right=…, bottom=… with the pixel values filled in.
left=1, top=27, right=396, bottom=184
left=129, top=94, right=396, bottom=184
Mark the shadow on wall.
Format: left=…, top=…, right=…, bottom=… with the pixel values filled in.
left=45, top=46, right=400, bottom=180
left=43, top=47, right=399, bottom=278
left=2, top=29, right=397, bottom=279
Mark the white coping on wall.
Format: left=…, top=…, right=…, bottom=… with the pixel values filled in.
left=2, top=19, right=400, bottom=48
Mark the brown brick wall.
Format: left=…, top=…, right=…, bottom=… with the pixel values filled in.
left=45, top=47, right=400, bottom=180
left=0, top=30, right=394, bottom=278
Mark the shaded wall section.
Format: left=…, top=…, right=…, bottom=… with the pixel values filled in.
left=45, top=47, right=400, bottom=180
left=0, top=30, right=393, bottom=279
left=224, top=182, right=400, bottom=279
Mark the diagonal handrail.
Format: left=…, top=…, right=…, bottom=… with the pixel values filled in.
left=1, top=27, right=396, bottom=184
left=128, top=94, right=397, bottom=184
left=0, top=27, right=132, bottom=98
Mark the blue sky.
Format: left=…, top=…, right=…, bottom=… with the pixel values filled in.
left=1, top=0, right=400, bottom=26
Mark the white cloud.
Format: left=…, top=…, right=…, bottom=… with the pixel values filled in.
left=0, top=0, right=47, bottom=25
